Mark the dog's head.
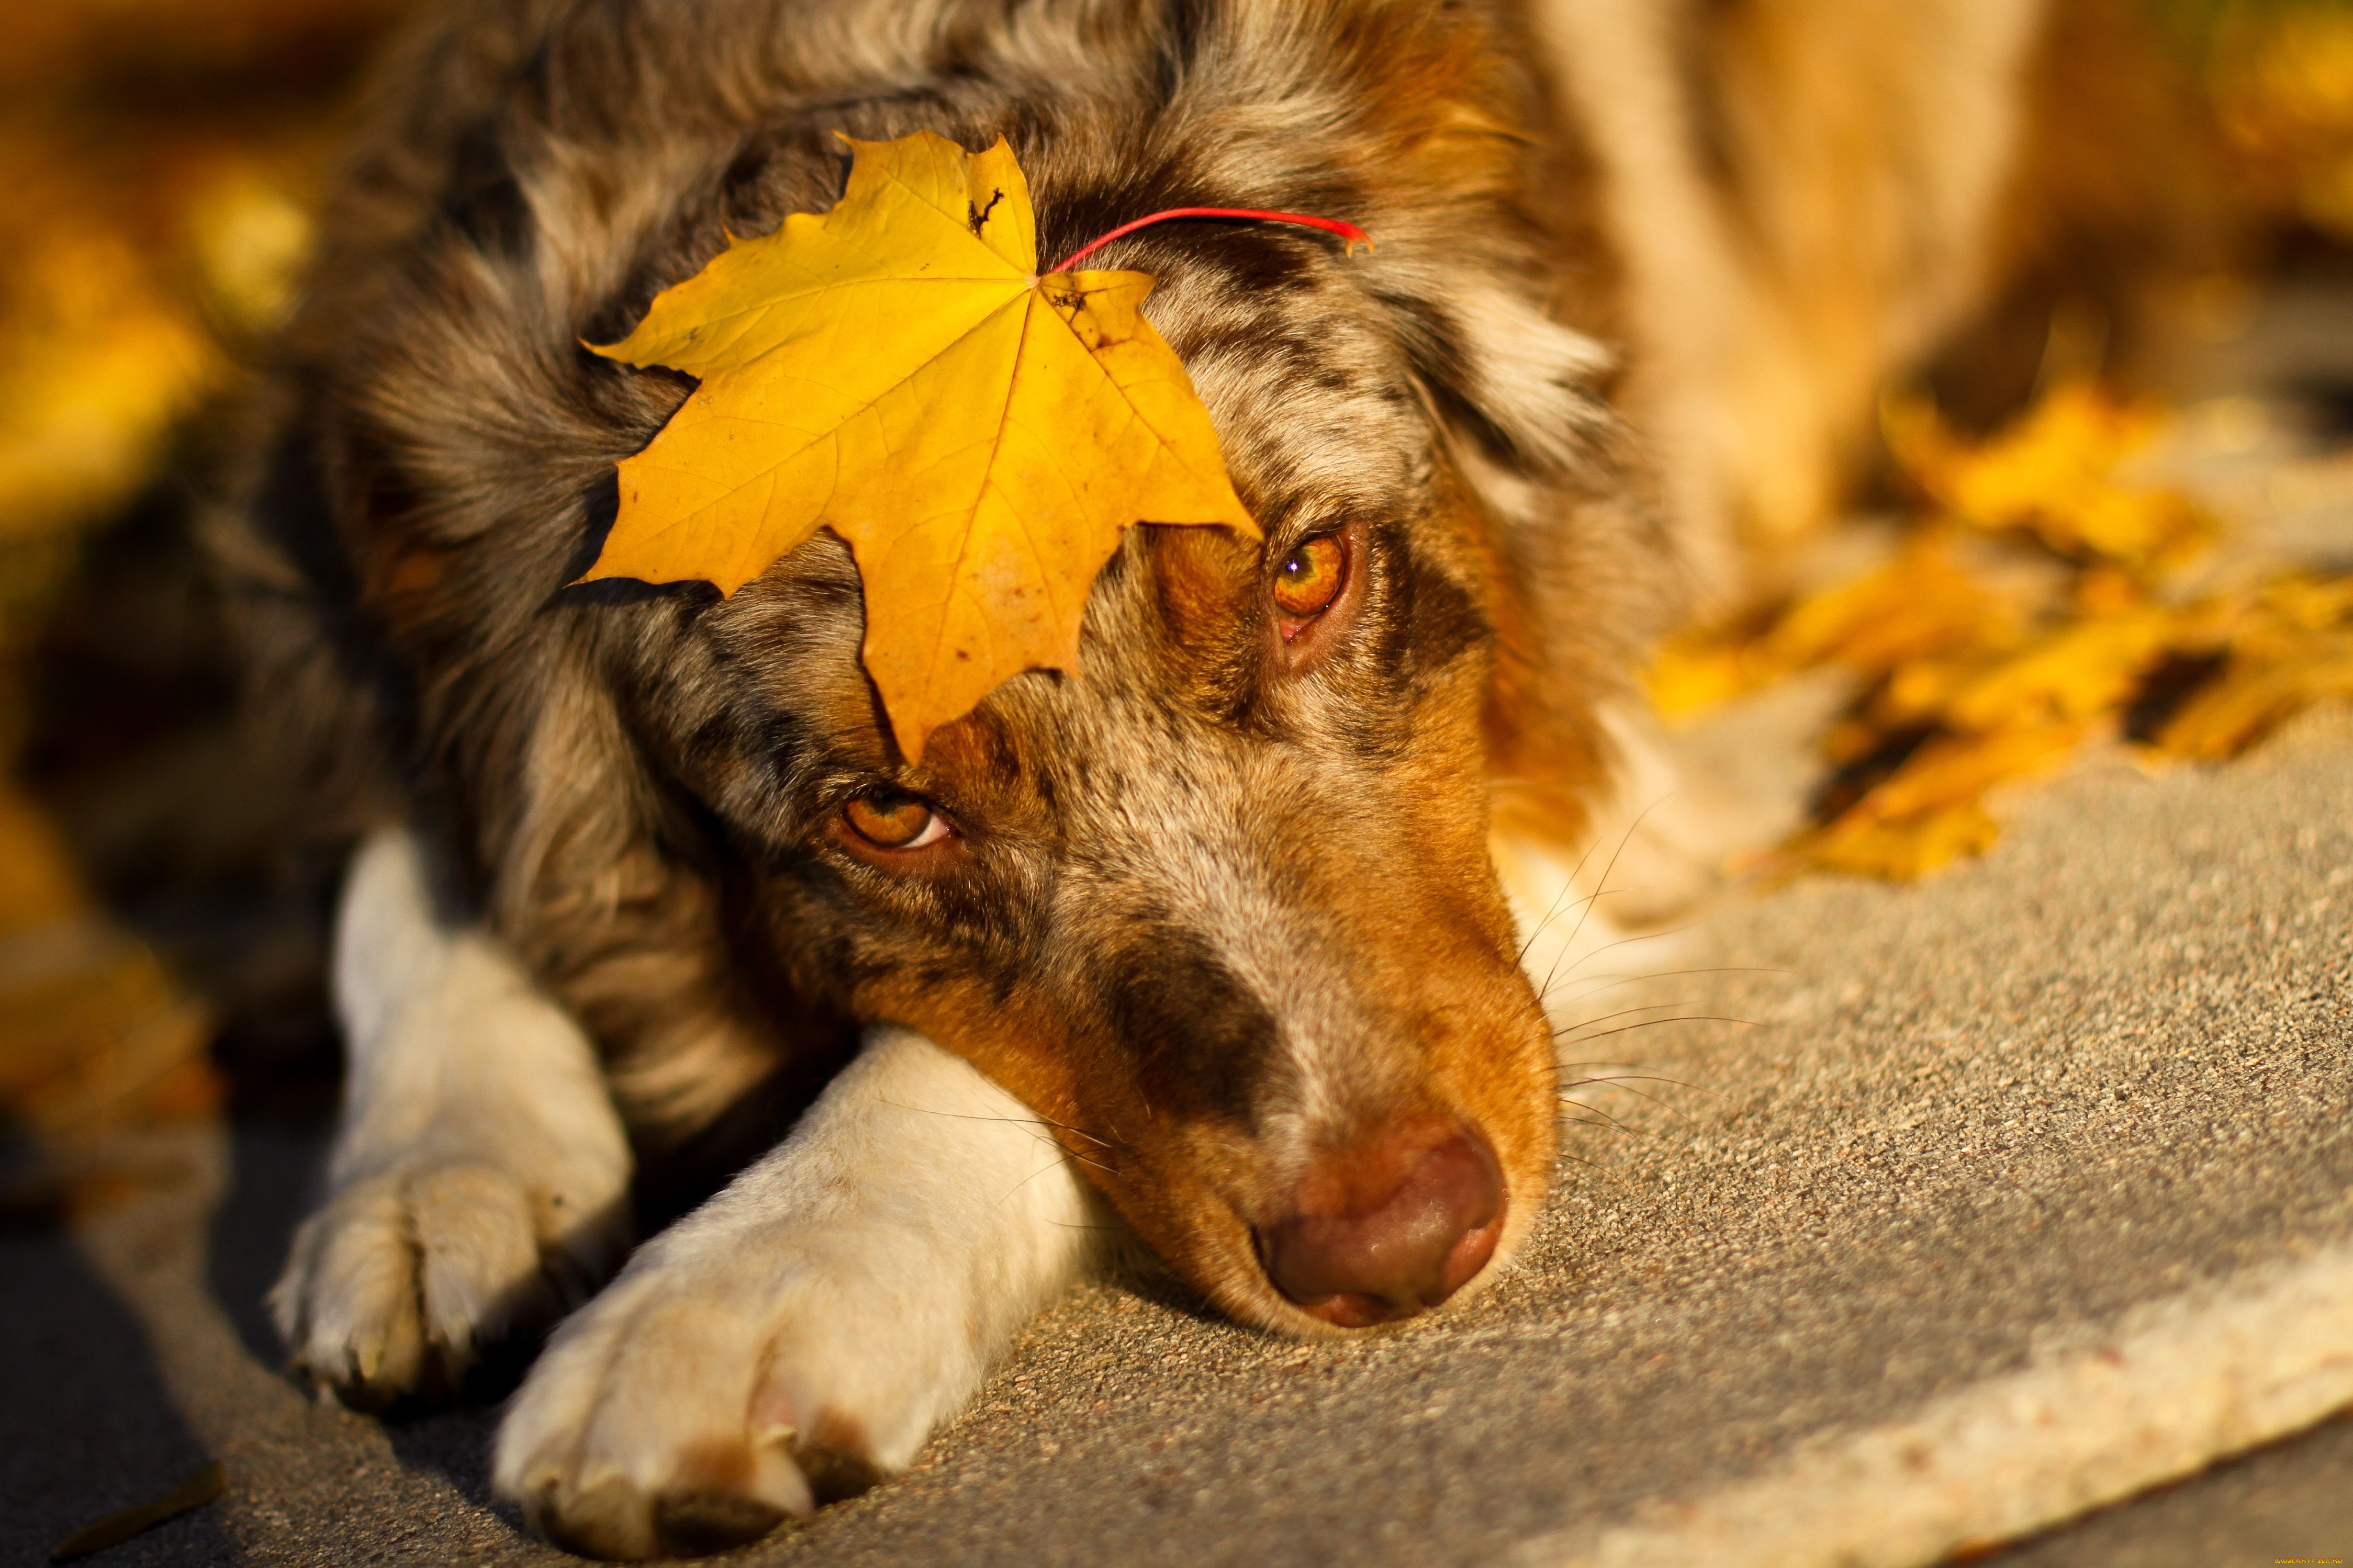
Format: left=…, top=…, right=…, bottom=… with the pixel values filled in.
left=275, top=0, right=1654, bottom=1336
left=716, top=424, right=1551, bottom=1335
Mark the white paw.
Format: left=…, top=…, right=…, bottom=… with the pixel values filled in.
left=494, top=1025, right=1105, bottom=1559
left=491, top=1239, right=913, bottom=1559
left=271, top=1156, right=626, bottom=1408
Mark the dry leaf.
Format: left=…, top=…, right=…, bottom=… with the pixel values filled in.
left=586, top=130, right=1259, bottom=760
left=1769, top=539, right=2021, bottom=673
left=1645, top=539, right=2015, bottom=719
left=2158, top=627, right=2353, bottom=759
left=1851, top=720, right=2087, bottom=824
left=2210, top=1, right=2353, bottom=241
left=1939, top=608, right=2175, bottom=732
left=0, top=790, right=220, bottom=1143
left=51, top=1459, right=225, bottom=1562
left=1884, top=381, right=2212, bottom=571
left=0, top=226, right=217, bottom=549
left=1800, top=801, right=2001, bottom=881
left=1656, top=372, right=2353, bottom=882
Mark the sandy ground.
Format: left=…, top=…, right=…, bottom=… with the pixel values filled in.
left=7, top=700, right=2349, bottom=1568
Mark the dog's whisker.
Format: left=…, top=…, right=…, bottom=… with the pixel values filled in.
left=1515, top=861, right=1591, bottom=966
left=1534, top=793, right=1677, bottom=999
left=880, top=1099, right=1127, bottom=1154
left=1544, top=965, right=1793, bottom=1008
left=999, top=1148, right=1118, bottom=1208
left=1533, top=809, right=1645, bottom=998
left=1556, top=1092, right=1635, bottom=1125
left=1046, top=1143, right=1119, bottom=1177
left=1017, top=1113, right=1124, bottom=1149
left=1561, top=1076, right=1706, bottom=1123
left=1523, top=885, right=1632, bottom=981
left=884, top=1104, right=1128, bottom=1196
left=1554, top=1014, right=1757, bottom=1045
left=1548, top=999, right=1703, bottom=1035
left=1014, top=1109, right=1124, bottom=1150
left=1511, top=807, right=1621, bottom=964
left=1557, top=1100, right=1667, bottom=1143
left=1556, top=1072, right=1701, bottom=1093
left=1538, top=920, right=1707, bottom=1003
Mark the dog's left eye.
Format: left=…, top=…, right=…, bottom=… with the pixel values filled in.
left=1272, top=534, right=1347, bottom=623
left=843, top=791, right=953, bottom=850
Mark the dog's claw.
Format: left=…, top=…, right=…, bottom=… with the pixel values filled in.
left=654, top=1490, right=794, bottom=1555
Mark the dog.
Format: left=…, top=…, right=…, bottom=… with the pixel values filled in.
left=220, top=0, right=2195, bottom=1555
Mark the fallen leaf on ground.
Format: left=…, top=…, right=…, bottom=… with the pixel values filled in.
left=1646, top=539, right=2021, bottom=718
left=1884, top=380, right=2212, bottom=571
left=1938, top=608, right=2176, bottom=732
left=1798, top=801, right=2001, bottom=881
left=0, top=225, right=216, bottom=551
left=2158, top=627, right=2353, bottom=759
left=51, top=1459, right=225, bottom=1562
left=1851, top=720, right=2088, bottom=824
left=586, top=130, right=1258, bottom=760
left=1654, top=377, right=2353, bottom=880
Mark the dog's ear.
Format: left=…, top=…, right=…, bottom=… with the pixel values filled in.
left=1401, top=280, right=1614, bottom=479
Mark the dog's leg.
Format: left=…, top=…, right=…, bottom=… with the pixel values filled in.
left=271, top=826, right=634, bottom=1406
left=493, top=1024, right=1106, bottom=1560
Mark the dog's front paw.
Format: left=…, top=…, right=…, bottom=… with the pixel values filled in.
left=271, top=1157, right=624, bottom=1409
left=491, top=1247, right=894, bottom=1560
left=494, top=1025, right=1102, bottom=1559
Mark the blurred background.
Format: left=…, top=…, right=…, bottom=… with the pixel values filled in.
left=2, top=0, right=2352, bottom=1190
left=0, top=0, right=409, bottom=1186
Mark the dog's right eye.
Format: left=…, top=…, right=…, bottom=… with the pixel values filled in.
left=842, top=789, right=950, bottom=851
left=843, top=791, right=952, bottom=850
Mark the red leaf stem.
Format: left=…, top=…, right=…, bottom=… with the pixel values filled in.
left=1050, top=208, right=1372, bottom=274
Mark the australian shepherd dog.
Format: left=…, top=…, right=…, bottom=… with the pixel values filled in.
left=222, top=0, right=2190, bottom=1555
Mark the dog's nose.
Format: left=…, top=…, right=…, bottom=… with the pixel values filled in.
left=1257, top=1124, right=1505, bottom=1328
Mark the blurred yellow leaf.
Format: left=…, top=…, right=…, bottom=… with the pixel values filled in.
left=2210, top=1, right=2353, bottom=241
left=1652, top=370, right=2353, bottom=882
left=186, top=163, right=313, bottom=335
left=1770, top=538, right=2020, bottom=672
left=2158, top=629, right=2353, bottom=759
left=1856, top=721, right=2087, bottom=824
left=1801, top=802, right=2001, bottom=881
left=1644, top=538, right=2018, bottom=720
left=1794, top=723, right=2079, bottom=879
left=0, top=228, right=217, bottom=546
left=1885, top=381, right=2213, bottom=571
left=0, top=791, right=219, bottom=1140
left=1644, top=635, right=1760, bottom=718
left=1942, top=608, right=2175, bottom=732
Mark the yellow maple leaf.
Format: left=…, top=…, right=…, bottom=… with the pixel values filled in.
left=1656, top=370, right=2353, bottom=882
left=2159, top=635, right=2353, bottom=759
left=1939, top=607, right=2175, bottom=733
left=1642, top=538, right=2016, bottom=721
left=1884, top=381, right=2212, bottom=572
left=1801, top=800, right=2001, bottom=881
left=584, top=130, right=1260, bottom=759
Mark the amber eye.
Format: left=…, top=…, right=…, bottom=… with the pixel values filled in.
left=843, top=791, right=952, bottom=850
left=1272, top=534, right=1346, bottom=621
